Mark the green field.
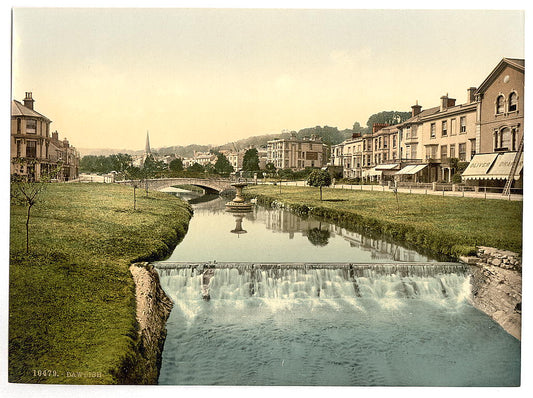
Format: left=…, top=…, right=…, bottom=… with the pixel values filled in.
left=245, top=184, right=523, bottom=257
left=9, top=183, right=192, bottom=384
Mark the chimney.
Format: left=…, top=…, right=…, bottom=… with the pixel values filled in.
left=23, top=92, right=35, bottom=110
left=52, top=131, right=59, bottom=141
left=372, top=123, right=389, bottom=133
left=352, top=132, right=361, bottom=139
left=411, top=100, right=422, bottom=117
left=440, top=94, right=456, bottom=111
left=467, top=87, right=477, bottom=103
left=63, top=138, right=69, bottom=148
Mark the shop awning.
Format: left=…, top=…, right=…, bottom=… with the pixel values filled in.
left=375, top=163, right=399, bottom=170
left=396, top=164, right=428, bottom=175
left=462, top=152, right=523, bottom=181
left=363, top=168, right=382, bottom=177
left=461, top=153, right=498, bottom=179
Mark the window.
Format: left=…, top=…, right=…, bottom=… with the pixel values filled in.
left=494, top=127, right=516, bottom=151
left=450, top=144, right=456, bottom=159
left=440, top=145, right=448, bottom=160
left=426, top=146, right=437, bottom=160
left=411, top=145, right=417, bottom=159
left=441, top=121, right=448, bottom=137
left=16, top=140, right=21, bottom=157
left=509, top=92, right=518, bottom=112
left=450, top=118, right=457, bottom=136
left=460, top=116, right=467, bottom=133
left=470, top=139, right=476, bottom=160
left=383, top=136, right=388, bottom=148
left=430, top=123, right=436, bottom=138
left=459, top=143, right=466, bottom=161
left=26, top=119, right=37, bottom=134
left=392, top=151, right=396, bottom=160
left=496, top=95, right=505, bottom=114
left=392, top=135, right=397, bottom=148
left=26, top=140, right=37, bottom=158
left=17, top=118, right=21, bottom=133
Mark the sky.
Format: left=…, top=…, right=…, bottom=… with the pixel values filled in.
left=11, top=5, right=525, bottom=151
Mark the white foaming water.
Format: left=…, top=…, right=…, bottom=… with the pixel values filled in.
left=158, top=265, right=520, bottom=386
left=161, top=265, right=472, bottom=314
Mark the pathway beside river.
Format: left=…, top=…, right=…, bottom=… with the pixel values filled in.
left=264, top=180, right=523, bottom=201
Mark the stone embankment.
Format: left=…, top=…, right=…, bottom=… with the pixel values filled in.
left=462, top=247, right=522, bottom=340
left=129, top=262, right=173, bottom=384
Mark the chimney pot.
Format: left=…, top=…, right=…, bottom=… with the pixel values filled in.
left=23, top=92, right=35, bottom=110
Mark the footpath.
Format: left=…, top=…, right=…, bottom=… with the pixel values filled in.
left=269, top=180, right=523, bottom=201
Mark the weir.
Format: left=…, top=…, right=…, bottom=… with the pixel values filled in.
left=156, top=262, right=472, bottom=302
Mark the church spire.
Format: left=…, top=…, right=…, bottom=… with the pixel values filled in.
left=145, top=130, right=152, bottom=156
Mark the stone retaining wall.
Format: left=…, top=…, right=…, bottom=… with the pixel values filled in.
left=462, top=247, right=522, bottom=340
left=129, top=262, right=173, bottom=384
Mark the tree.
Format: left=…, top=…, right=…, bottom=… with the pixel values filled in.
left=109, top=153, right=132, bottom=172
left=307, top=169, right=332, bottom=201
left=265, top=162, right=276, bottom=177
left=242, top=148, right=260, bottom=171
left=188, top=163, right=205, bottom=173
left=143, top=155, right=166, bottom=177
left=214, top=153, right=234, bottom=175
left=10, top=160, right=59, bottom=253
left=352, top=121, right=364, bottom=134
left=365, top=111, right=412, bottom=132
left=124, top=166, right=145, bottom=210
left=169, top=158, right=184, bottom=172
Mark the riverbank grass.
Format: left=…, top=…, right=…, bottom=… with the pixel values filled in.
left=245, top=185, right=522, bottom=257
left=9, top=183, right=192, bottom=384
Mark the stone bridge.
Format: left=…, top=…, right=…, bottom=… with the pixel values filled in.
left=118, top=177, right=234, bottom=194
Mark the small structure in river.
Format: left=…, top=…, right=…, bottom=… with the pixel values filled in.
left=225, top=182, right=253, bottom=212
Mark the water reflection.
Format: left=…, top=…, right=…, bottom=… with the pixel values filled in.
left=230, top=214, right=248, bottom=236
left=165, top=190, right=436, bottom=263
left=306, top=224, right=330, bottom=247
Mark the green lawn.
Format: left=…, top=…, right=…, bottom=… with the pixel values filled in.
left=9, top=183, right=192, bottom=384
left=245, top=185, right=523, bottom=257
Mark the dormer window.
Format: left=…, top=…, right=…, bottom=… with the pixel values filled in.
left=496, top=95, right=505, bottom=114
left=509, top=92, right=518, bottom=112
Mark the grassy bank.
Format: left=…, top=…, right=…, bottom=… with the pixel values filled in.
left=9, top=183, right=192, bottom=384
left=244, top=185, right=522, bottom=257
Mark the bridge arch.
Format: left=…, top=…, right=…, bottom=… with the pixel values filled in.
left=118, top=178, right=234, bottom=194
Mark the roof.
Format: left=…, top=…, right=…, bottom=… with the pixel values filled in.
left=11, top=99, right=51, bottom=122
left=396, top=106, right=440, bottom=127
left=476, top=57, right=525, bottom=95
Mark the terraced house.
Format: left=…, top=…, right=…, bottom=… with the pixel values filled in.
left=331, top=58, right=524, bottom=188
left=267, top=134, right=327, bottom=170
left=11, top=92, right=80, bottom=181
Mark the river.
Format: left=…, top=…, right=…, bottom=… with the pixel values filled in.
left=156, top=189, right=520, bottom=386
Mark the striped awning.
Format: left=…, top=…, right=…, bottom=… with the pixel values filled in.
left=396, top=164, right=428, bottom=175
left=375, top=163, right=399, bottom=170
left=462, top=152, right=523, bottom=181
left=362, top=167, right=382, bottom=177
left=461, top=153, right=498, bottom=179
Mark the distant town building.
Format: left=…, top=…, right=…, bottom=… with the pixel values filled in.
left=11, top=92, right=80, bottom=181
left=266, top=134, right=327, bottom=170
